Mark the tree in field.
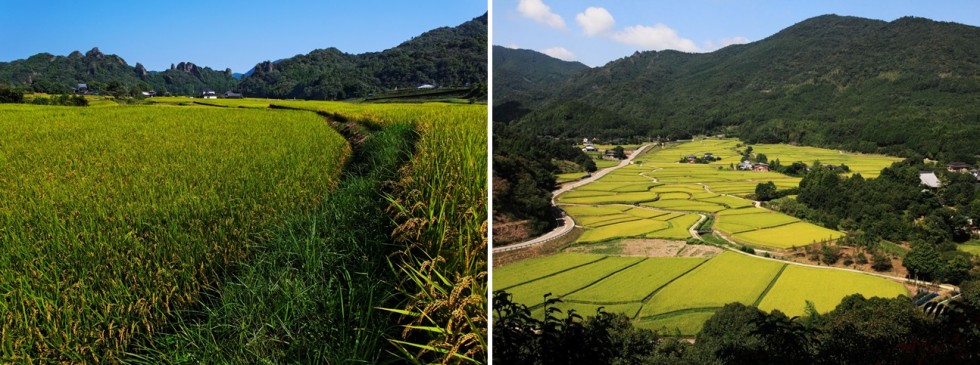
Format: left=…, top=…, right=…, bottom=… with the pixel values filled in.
left=755, top=181, right=778, bottom=201
left=612, top=145, right=626, bottom=160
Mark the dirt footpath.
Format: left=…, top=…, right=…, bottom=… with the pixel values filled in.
left=564, top=239, right=722, bottom=258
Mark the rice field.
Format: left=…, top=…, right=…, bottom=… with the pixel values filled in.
left=750, top=143, right=902, bottom=178
left=494, top=251, right=908, bottom=336
left=637, top=252, right=785, bottom=316
left=0, top=105, right=350, bottom=361
left=492, top=253, right=606, bottom=290
left=756, top=265, right=909, bottom=317
left=564, top=258, right=706, bottom=302
left=732, top=222, right=845, bottom=249
left=2, top=99, right=488, bottom=363
left=504, top=256, right=644, bottom=307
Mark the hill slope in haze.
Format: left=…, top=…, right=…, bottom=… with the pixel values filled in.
left=492, top=46, right=589, bottom=122
left=239, top=13, right=488, bottom=100
left=503, top=14, right=980, bottom=162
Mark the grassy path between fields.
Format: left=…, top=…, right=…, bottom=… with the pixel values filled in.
left=124, top=110, right=417, bottom=363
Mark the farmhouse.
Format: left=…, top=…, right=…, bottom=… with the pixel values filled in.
left=222, top=91, right=243, bottom=98
left=416, top=84, right=435, bottom=89
left=919, top=172, right=941, bottom=189
left=753, top=163, right=770, bottom=172
left=583, top=145, right=598, bottom=152
left=202, top=90, right=217, bottom=99
left=686, top=155, right=698, bottom=163
left=141, top=90, right=157, bottom=97
left=946, top=162, right=971, bottom=173
left=73, top=83, right=90, bottom=95
left=738, top=160, right=754, bottom=170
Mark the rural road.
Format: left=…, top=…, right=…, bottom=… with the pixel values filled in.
left=493, top=144, right=654, bottom=253
left=715, top=231, right=960, bottom=292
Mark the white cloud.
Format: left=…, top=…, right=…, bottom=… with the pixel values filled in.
left=611, top=24, right=700, bottom=52
left=576, top=7, right=615, bottom=36
left=541, top=46, right=576, bottom=61
left=703, top=36, right=750, bottom=51
left=517, top=0, right=566, bottom=29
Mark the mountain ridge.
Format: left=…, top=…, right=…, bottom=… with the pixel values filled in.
left=499, top=14, right=980, bottom=162
left=0, top=12, right=488, bottom=99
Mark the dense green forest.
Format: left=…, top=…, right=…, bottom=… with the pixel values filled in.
left=498, top=15, right=980, bottom=163
left=0, top=48, right=238, bottom=96
left=492, top=45, right=589, bottom=123
left=0, top=13, right=487, bottom=100
left=493, top=288, right=980, bottom=364
left=239, top=13, right=487, bottom=99
left=493, top=122, right=595, bottom=241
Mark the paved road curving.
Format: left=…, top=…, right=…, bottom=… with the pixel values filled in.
left=493, top=144, right=654, bottom=253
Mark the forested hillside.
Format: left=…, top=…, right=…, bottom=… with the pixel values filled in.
left=492, top=45, right=589, bottom=123
left=239, top=13, right=488, bottom=99
left=0, top=13, right=487, bottom=100
left=503, top=15, right=980, bottom=163
left=0, top=47, right=238, bottom=96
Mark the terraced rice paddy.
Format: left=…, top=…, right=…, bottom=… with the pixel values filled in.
left=750, top=143, right=903, bottom=178
left=557, top=138, right=895, bottom=249
left=494, top=251, right=909, bottom=336
left=505, top=138, right=909, bottom=335
left=757, top=265, right=909, bottom=317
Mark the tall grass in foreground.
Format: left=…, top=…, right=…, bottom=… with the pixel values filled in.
left=0, top=105, right=348, bottom=362
left=377, top=106, right=488, bottom=363
left=125, top=122, right=418, bottom=363
left=275, top=101, right=489, bottom=363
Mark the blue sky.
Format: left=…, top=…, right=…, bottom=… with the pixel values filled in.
left=493, top=0, right=980, bottom=67
left=0, top=0, right=487, bottom=72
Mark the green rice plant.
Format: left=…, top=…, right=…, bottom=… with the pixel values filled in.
left=733, top=222, right=844, bottom=249
left=560, top=205, right=630, bottom=217
left=957, top=242, right=980, bottom=256
left=129, top=125, right=413, bottom=363
left=578, top=219, right=671, bottom=243
left=646, top=214, right=701, bottom=239
left=504, top=256, right=644, bottom=307
left=641, top=200, right=727, bottom=212
left=700, top=195, right=755, bottom=209
left=372, top=105, right=487, bottom=364
left=559, top=190, right=618, bottom=199
left=756, top=265, right=909, bottom=317
left=559, top=191, right=659, bottom=205
left=623, top=208, right=672, bottom=219
left=634, top=310, right=718, bottom=336
left=610, top=183, right=658, bottom=192
left=546, top=302, right=643, bottom=320
left=556, top=172, right=587, bottom=183
left=492, top=254, right=607, bottom=291
left=715, top=212, right=801, bottom=232
left=0, top=105, right=349, bottom=362
left=576, top=214, right=642, bottom=228
left=639, top=252, right=785, bottom=317
left=658, top=192, right=693, bottom=200
left=564, top=258, right=706, bottom=302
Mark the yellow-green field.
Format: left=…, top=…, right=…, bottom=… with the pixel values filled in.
left=494, top=251, right=909, bottom=336
left=757, top=265, right=909, bottom=317
left=0, top=105, right=350, bottom=360
left=751, top=143, right=903, bottom=178
left=2, top=99, right=488, bottom=363
left=555, top=138, right=895, bottom=249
